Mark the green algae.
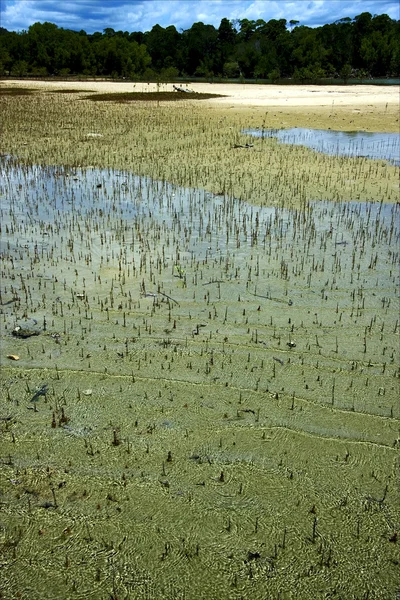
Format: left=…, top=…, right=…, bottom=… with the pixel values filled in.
left=0, top=159, right=399, bottom=599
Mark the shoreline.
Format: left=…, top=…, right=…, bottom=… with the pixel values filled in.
left=2, top=79, right=399, bottom=107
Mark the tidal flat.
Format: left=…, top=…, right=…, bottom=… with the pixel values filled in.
left=0, top=83, right=399, bottom=600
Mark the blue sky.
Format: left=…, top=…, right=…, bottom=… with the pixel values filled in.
left=1, top=0, right=399, bottom=33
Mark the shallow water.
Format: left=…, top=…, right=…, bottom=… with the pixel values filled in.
left=1, top=157, right=399, bottom=600
left=244, top=128, right=400, bottom=165
left=1, top=156, right=398, bottom=387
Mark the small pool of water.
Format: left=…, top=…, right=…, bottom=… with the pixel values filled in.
left=244, top=128, right=400, bottom=165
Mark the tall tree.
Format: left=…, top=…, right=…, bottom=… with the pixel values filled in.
left=182, top=22, right=218, bottom=75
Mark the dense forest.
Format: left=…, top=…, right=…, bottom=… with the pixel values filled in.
left=0, top=12, right=399, bottom=81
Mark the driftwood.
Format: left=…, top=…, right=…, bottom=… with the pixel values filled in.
left=250, top=292, right=293, bottom=305
left=173, top=85, right=195, bottom=93
left=232, top=143, right=254, bottom=149
left=273, top=356, right=284, bottom=366
left=30, top=384, right=48, bottom=403
left=158, top=291, right=180, bottom=306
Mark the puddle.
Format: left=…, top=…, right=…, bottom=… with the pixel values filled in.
left=0, top=155, right=294, bottom=267
left=244, top=128, right=400, bottom=165
left=1, top=156, right=397, bottom=252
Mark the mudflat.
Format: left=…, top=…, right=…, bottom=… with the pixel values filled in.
left=0, top=79, right=399, bottom=600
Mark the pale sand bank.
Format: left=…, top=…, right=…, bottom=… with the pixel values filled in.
left=2, top=79, right=399, bottom=108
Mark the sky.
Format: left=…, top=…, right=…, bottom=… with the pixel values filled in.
left=0, top=0, right=399, bottom=34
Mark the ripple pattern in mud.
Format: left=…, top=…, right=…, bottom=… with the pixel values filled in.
left=1, top=159, right=399, bottom=599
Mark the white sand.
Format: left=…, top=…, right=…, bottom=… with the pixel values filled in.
left=3, top=79, right=399, bottom=108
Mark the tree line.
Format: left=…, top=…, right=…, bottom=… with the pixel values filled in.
left=0, top=12, right=399, bottom=81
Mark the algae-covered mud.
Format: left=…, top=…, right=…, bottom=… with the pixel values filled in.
left=1, top=152, right=399, bottom=599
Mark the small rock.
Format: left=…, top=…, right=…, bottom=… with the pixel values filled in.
left=12, top=326, right=40, bottom=339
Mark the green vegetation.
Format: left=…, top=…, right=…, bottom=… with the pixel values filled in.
left=0, top=86, right=34, bottom=95
left=0, top=11, right=399, bottom=80
left=83, top=91, right=225, bottom=102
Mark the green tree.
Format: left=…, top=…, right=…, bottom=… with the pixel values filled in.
left=237, top=19, right=256, bottom=42
left=0, top=10, right=397, bottom=80
left=215, top=18, right=236, bottom=74
left=352, top=12, right=372, bottom=69
left=267, top=68, right=281, bottom=82
left=291, top=26, right=328, bottom=74
left=182, top=22, right=218, bottom=76
left=91, top=34, right=150, bottom=77
left=11, top=59, right=29, bottom=76
left=145, top=24, right=181, bottom=72
left=317, top=19, right=353, bottom=75
left=223, top=60, right=240, bottom=78
left=160, top=66, right=179, bottom=81
left=340, top=63, right=352, bottom=83
left=0, top=46, right=11, bottom=75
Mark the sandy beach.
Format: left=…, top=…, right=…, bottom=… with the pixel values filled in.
left=4, top=79, right=398, bottom=133
left=3, top=79, right=399, bottom=107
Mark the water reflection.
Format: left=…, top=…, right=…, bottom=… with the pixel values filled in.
left=244, top=128, right=400, bottom=165
left=1, top=156, right=397, bottom=279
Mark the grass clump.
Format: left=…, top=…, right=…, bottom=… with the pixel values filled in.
left=0, top=87, right=35, bottom=96
left=83, top=91, right=226, bottom=102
